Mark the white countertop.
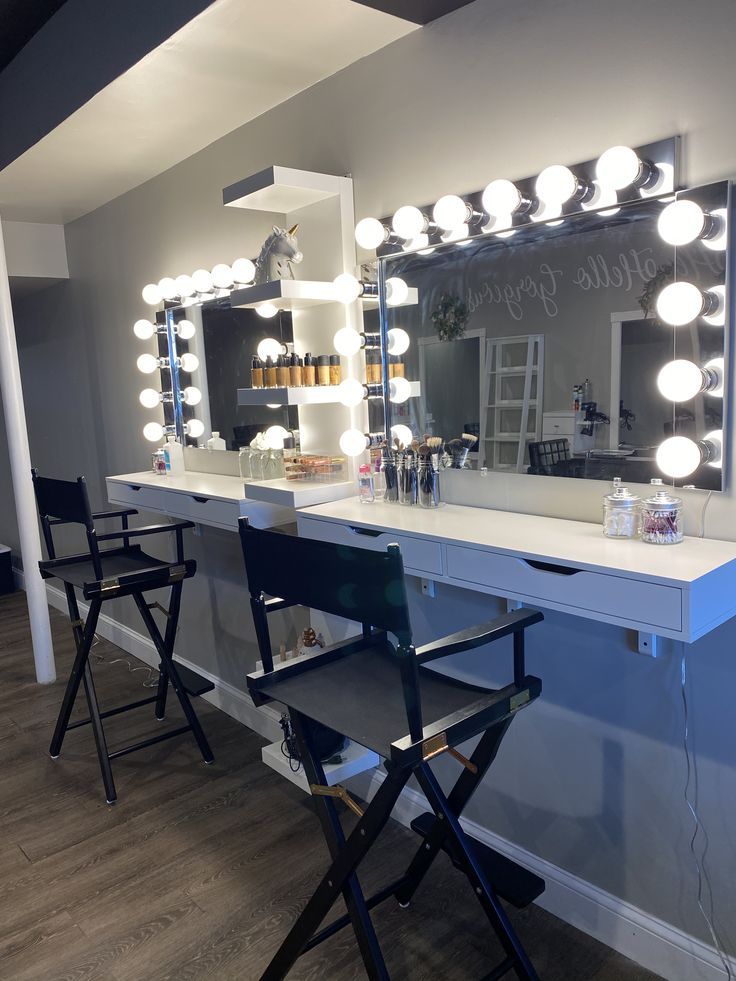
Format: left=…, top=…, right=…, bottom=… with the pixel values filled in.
left=108, top=470, right=248, bottom=504
left=301, top=499, right=736, bottom=586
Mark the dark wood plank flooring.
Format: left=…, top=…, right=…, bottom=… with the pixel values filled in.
left=0, top=591, right=663, bottom=981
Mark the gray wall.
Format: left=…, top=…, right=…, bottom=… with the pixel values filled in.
left=3, top=0, right=736, bottom=961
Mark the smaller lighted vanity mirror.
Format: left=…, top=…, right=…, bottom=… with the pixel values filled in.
left=379, top=181, right=729, bottom=490
left=161, top=300, right=297, bottom=452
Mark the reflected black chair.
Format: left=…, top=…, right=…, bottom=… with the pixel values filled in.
left=33, top=470, right=214, bottom=804
left=240, top=518, right=545, bottom=981
left=527, top=438, right=584, bottom=477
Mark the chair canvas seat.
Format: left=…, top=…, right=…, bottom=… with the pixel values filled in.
left=44, top=546, right=171, bottom=589
left=258, top=641, right=499, bottom=758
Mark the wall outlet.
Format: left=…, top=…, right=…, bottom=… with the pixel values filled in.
left=421, top=578, right=436, bottom=598
left=637, top=632, right=658, bottom=657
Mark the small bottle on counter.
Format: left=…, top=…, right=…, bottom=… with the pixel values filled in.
left=289, top=353, right=303, bottom=387
left=277, top=354, right=290, bottom=388
left=265, top=356, right=277, bottom=388
left=303, top=353, right=316, bottom=386
left=366, top=349, right=381, bottom=384
left=602, top=477, right=641, bottom=539
left=251, top=355, right=264, bottom=388
left=641, top=479, right=683, bottom=545
left=317, top=355, right=331, bottom=386
left=358, top=463, right=375, bottom=503
left=329, top=355, right=342, bottom=386
left=151, top=447, right=167, bottom=475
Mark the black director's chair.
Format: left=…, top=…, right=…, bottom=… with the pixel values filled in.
left=240, top=518, right=545, bottom=981
left=33, top=471, right=214, bottom=804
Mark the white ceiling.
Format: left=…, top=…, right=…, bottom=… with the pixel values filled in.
left=0, top=0, right=416, bottom=224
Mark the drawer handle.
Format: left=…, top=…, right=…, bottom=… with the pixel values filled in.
left=348, top=525, right=383, bottom=538
left=522, top=558, right=581, bottom=576
left=192, top=496, right=210, bottom=504
left=128, top=485, right=142, bottom=491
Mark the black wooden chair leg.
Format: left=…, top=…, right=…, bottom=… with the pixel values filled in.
left=155, top=667, right=169, bottom=720
left=416, top=764, right=539, bottom=981
left=49, top=597, right=102, bottom=759
left=81, top=661, right=117, bottom=804
left=133, top=589, right=214, bottom=764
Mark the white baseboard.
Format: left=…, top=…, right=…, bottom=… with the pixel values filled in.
left=20, top=571, right=734, bottom=980
left=41, top=580, right=282, bottom=744
left=348, top=771, right=736, bottom=981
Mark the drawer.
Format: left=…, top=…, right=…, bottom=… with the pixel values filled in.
left=176, top=494, right=240, bottom=529
left=446, top=545, right=681, bottom=631
left=543, top=414, right=575, bottom=436
left=300, top=517, right=443, bottom=577
left=106, top=480, right=169, bottom=514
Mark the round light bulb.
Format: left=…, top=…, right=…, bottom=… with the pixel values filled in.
left=389, top=376, right=411, bottom=403
left=256, top=302, right=279, bottom=319
left=333, top=327, right=363, bottom=356
left=656, top=282, right=704, bottom=326
left=441, top=224, right=470, bottom=244
left=231, top=257, right=256, bottom=284
left=355, top=217, right=387, bottom=250
left=580, top=180, right=620, bottom=217
left=657, top=200, right=706, bottom=246
left=656, top=436, right=702, bottom=479
left=175, top=274, right=195, bottom=298
left=177, top=319, right=196, bottom=340
left=333, top=273, right=362, bottom=304
left=387, top=327, right=410, bottom=356
left=211, top=263, right=233, bottom=289
left=596, top=145, right=641, bottom=191
left=182, top=386, right=202, bottom=406
left=386, top=277, right=409, bottom=306
left=482, top=179, right=522, bottom=217
left=158, top=277, right=177, bottom=300
left=392, top=205, right=426, bottom=240
left=338, top=378, right=366, bottom=407
left=531, top=200, right=563, bottom=224
left=433, top=194, right=470, bottom=232
left=403, top=233, right=432, bottom=253
left=257, top=337, right=285, bottom=362
left=705, top=430, right=723, bottom=468
left=143, top=422, right=165, bottom=442
left=179, top=352, right=199, bottom=373
left=704, top=357, right=725, bottom=397
left=192, top=268, right=214, bottom=293
left=391, top=424, right=413, bottom=447
left=186, top=419, right=205, bottom=439
left=265, top=425, right=289, bottom=450
left=535, top=165, right=578, bottom=204
left=142, top=283, right=162, bottom=306
left=656, top=360, right=705, bottom=402
left=339, top=429, right=368, bottom=457
left=139, top=388, right=161, bottom=409
left=703, top=209, right=728, bottom=252
left=137, top=353, right=159, bottom=374
left=133, top=319, right=155, bottom=340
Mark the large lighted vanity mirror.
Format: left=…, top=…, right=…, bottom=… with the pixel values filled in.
left=380, top=181, right=729, bottom=491
left=165, top=300, right=297, bottom=452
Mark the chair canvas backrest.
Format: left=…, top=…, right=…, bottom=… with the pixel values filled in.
left=31, top=470, right=102, bottom=577
left=239, top=521, right=413, bottom=646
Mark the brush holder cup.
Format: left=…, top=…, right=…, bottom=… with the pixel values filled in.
left=398, top=459, right=418, bottom=506
left=418, top=463, right=441, bottom=508
left=446, top=447, right=469, bottom=469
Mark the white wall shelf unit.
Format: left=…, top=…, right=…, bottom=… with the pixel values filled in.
left=297, top=499, right=736, bottom=644
left=261, top=738, right=379, bottom=793
left=223, top=165, right=352, bottom=214
left=230, top=279, right=337, bottom=310
left=244, top=477, right=355, bottom=509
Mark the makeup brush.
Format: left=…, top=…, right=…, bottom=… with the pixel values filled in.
left=426, top=435, right=443, bottom=470
left=461, top=432, right=478, bottom=450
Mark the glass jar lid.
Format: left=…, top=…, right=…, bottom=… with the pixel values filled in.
left=643, top=489, right=681, bottom=510
left=604, top=485, right=640, bottom=507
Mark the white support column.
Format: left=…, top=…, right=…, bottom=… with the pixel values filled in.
left=0, top=219, right=55, bottom=683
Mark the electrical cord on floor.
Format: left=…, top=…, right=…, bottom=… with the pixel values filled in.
left=90, top=632, right=160, bottom=689
left=680, top=645, right=732, bottom=978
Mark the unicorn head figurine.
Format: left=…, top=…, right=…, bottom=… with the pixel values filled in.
left=254, top=224, right=303, bottom=285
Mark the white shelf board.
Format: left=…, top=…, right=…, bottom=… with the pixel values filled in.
left=231, top=279, right=337, bottom=310
left=261, top=739, right=379, bottom=793
left=244, top=477, right=355, bottom=508
left=238, top=380, right=421, bottom=407
left=222, top=166, right=350, bottom=213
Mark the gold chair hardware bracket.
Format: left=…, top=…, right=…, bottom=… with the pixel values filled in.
left=147, top=601, right=171, bottom=618
left=448, top=747, right=478, bottom=774
left=309, top=783, right=365, bottom=818
left=70, top=618, right=85, bottom=630
left=99, top=578, right=120, bottom=595
left=168, top=565, right=187, bottom=583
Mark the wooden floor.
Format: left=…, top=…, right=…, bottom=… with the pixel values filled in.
left=0, top=590, right=663, bottom=981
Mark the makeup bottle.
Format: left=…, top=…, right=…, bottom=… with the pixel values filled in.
left=303, top=353, right=316, bottom=387
left=392, top=353, right=405, bottom=378
left=277, top=354, right=290, bottom=388
left=317, top=355, right=331, bottom=386
left=289, top=353, right=303, bottom=387
left=388, top=355, right=396, bottom=379
left=251, top=356, right=264, bottom=389
left=265, top=356, right=277, bottom=388
left=329, top=355, right=342, bottom=386
left=367, top=350, right=381, bottom=385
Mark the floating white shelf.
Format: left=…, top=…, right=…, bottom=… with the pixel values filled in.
left=231, top=279, right=337, bottom=310
left=363, top=288, right=418, bottom=308
left=244, top=477, right=355, bottom=508
left=238, top=381, right=421, bottom=407
left=261, top=739, right=379, bottom=793
left=222, top=165, right=351, bottom=214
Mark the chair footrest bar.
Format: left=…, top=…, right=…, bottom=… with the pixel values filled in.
left=107, top=725, right=191, bottom=760
left=66, top=695, right=158, bottom=730
left=481, top=955, right=515, bottom=980
left=302, top=876, right=412, bottom=954
left=410, top=812, right=544, bottom=909
left=175, top=664, right=216, bottom=697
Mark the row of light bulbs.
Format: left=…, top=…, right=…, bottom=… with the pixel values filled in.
left=141, top=258, right=257, bottom=308
left=134, top=317, right=204, bottom=441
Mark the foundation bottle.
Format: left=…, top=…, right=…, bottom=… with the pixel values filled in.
left=388, top=355, right=396, bottom=379
left=392, top=354, right=405, bottom=378
left=329, top=355, right=342, bottom=386
left=289, top=353, right=303, bottom=387
left=317, top=355, right=331, bottom=386
left=265, top=356, right=277, bottom=388
left=277, top=354, right=290, bottom=388
left=367, top=350, right=381, bottom=384
left=251, top=356, right=264, bottom=389
left=303, top=353, right=316, bottom=387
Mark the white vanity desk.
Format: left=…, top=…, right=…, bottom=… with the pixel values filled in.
left=298, top=499, right=736, bottom=645
left=106, top=470, right=293, bottom=531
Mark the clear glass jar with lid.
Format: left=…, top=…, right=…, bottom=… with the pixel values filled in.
left=603, top=477, right=641, bottom=539
left=641, top=479, right=683, bottom=545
